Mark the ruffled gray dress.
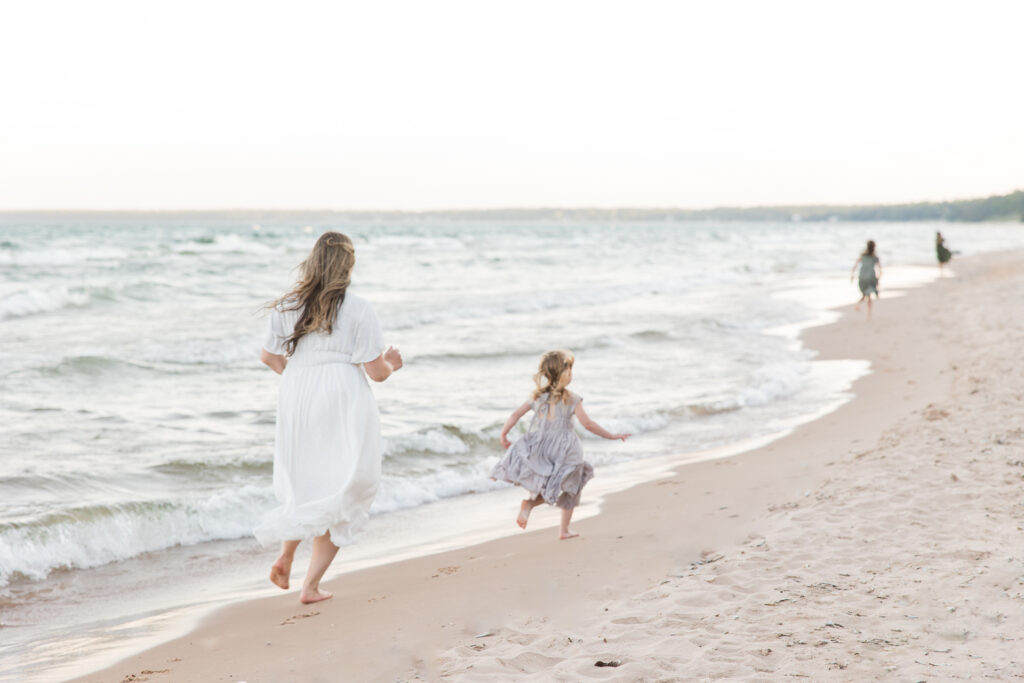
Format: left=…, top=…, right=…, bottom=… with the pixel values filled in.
left=490, top=391, right=594, bottom=510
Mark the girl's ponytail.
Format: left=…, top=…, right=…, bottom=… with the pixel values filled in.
left=532, top=350, right=575, bottom=404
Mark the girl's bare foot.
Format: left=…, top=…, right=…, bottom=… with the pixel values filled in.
left=559, top=530, right=580, bottom=540
left=299, top=588, right=334, bottom=604
left=517, top=499, right=532, bottom=529
left=270, top=556, right=293, bottom=590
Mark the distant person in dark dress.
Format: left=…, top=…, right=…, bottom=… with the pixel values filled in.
left=850, top=240, right=881, bottom=319
left=936, top=231, right=953, bottom=275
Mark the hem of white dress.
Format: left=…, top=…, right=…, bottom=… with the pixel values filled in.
left=253, top=510, right=370, bottom=548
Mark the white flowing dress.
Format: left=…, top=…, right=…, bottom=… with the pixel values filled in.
left=254, top=293, right=386, bottom=547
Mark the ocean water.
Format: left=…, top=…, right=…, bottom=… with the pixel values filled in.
left=2, top=215, right=1023, bottom=679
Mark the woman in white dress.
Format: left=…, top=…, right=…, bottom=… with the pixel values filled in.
left=255, top=231, right=402, bottom=604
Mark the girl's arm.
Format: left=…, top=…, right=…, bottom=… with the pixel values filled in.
left=260, top=348, right=287, bottom=375
left=364, top=346, right=403, bottom=382
left=574, top=402, right=630, bottom=441
left=500, top=402, right=532, bottom=449
left=850, top=257, right=861, bottom=281
left=876, top=259, right=882, bottom=280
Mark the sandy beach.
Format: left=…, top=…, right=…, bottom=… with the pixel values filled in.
left=71, top=249, right=1024, bottom=682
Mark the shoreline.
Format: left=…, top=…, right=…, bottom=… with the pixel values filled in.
left=5, top=258, right=888, bottom=682
left=28, top=397, right=832, bottom=682
left=70, top=249, right=1023, bottom=680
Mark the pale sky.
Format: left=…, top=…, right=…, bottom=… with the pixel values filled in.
left=1, top=1, right=1021, bottom=210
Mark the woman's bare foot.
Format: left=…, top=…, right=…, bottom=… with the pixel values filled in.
left=299, top=588, right=334, bottom=604
left=270, top=556, right=293, bottom=590
left=517, top=499, right=533, bottom=529
left=559, top=530, right=580, bottom=540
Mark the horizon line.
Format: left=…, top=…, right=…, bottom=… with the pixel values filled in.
left=0, top=188, right=1020, bottom=216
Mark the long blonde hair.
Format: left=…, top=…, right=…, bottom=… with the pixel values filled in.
left=272, top=231, right=355, bottom=356
left=532, top=350, right=575, bottom=404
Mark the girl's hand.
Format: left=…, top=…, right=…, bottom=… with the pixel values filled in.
left=498, top=402, right=532, bottom=451
left=384, top=346, right=403, bottom=371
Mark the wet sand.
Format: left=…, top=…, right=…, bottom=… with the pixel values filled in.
left=72, top=250, right=1024, bottom=681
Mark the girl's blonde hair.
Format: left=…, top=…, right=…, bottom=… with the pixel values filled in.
left=532, top=350, right=575, bottom=404
left=272, top=231, right=356, bottom=356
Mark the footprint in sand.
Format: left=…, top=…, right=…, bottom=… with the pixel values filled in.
left=280, top=610, right=320, bottom=626
left=432, top=565, right=460, bottom=578
left=611, top=616, right=648, bottom=625
left=120, top=670, right=170, bottom=683
left=924, top=406, right=951, bottom=421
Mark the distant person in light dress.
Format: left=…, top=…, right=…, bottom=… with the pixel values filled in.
left=935, top=231, right=954, bottom=274
left=850, top=239, right=882, bottom=319
left=490, top=350, right=630, bottom=539
left=255, top=231, right=403, bottom=604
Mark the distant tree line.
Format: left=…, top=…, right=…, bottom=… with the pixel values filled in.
left=4, top=190, right=1022, bottom=223
left=458, top=189, right=1024, bottom=222
left=809, top=189, right=1024, bottom=222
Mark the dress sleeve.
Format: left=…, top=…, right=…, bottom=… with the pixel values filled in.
left=262, top=309, right=289, bottom=356
left=351, top=301, right=386, bottom=364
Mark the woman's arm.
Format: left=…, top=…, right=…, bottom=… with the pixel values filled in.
left=500, top=402, right=532, bottom=449
left=574, top=402, right=630, bottom=441
left=363, top=346, right=403, bottom=382
left=260, top=348, right=287, bottom=375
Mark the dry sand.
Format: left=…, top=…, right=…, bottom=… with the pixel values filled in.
left=73, top=250, right=1024, bottom=682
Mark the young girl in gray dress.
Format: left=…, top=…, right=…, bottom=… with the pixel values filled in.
left=850, top=240, right=882, bottom=319
left=491, top=350, right=630, bottom=539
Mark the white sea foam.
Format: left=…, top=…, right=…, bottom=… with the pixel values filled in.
left=0, top=486, right=272, bottom=586
left=383, top=428, right=472, bottom=457
left=0, top=246, right=128, bottom=266
left=371, top=459, right=504, bottom=514
left=0, top=286, right=91, bottom=321
left=173, top=234, right=275, bottom=255
left=0, top=466, right=515, bottom=585
left=581, top=412, right=671, bottom=439
left=150, top=334, right=265, bottom=366
left=738, top=361, right=809, bottom=407
left=382, top=281, right=694, bottom=331
left=362, top=234, right=468, bottom=251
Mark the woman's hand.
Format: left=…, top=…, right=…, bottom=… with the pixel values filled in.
left=500, top=433, right=511, bottom=449
left=260, top=349, right=287, bottom=375
left=608, top=433, right=631, bottom=442
left=384, top=346, right=403, bottom=372
left=364, top=346, right=402, bottom=382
